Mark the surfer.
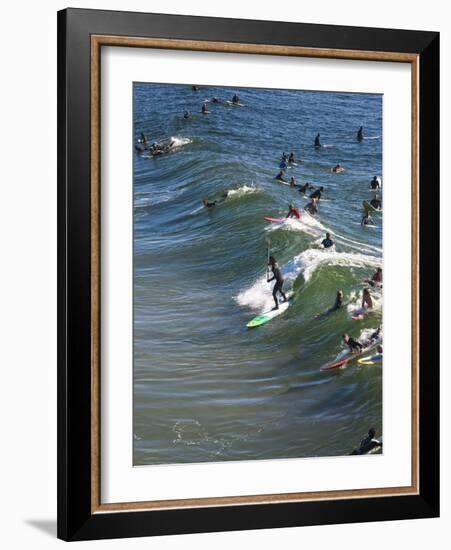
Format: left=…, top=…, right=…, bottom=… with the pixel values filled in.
left=286, top=204, right=301, bottom=219
left=365, top=267, right=383, bottom=287
left=350, top=428, right=382, bottom=455
left=321, top=232, right=334, bottom=249
left=362, top=288, right=373, bottom=309
left=201, top=103, right=209, bottom=114
left=267, top=256, right=287, bottom=310
left=299, top=182, right=314, bottom=195
left=357, top=126, right=364, bottom=142
left=332, top=164, right=345, bottom=173
left=279, top=158, right=288, bottom=169
left=305, top=197, right=318, bottom=215
left=183, top=110, right=192, bottom=119
left=370, top=195, right=382, bottom=210
left=361, top=212, right=375, bottom=226
left=289, top=176, right=298, bottom=187
left=191, top=85, right=200, bottom=91
left=342, top=333, right=363, bottom=352
left=211, top=97, right=220, bottom=103
left=138, top=132, right=148, bottom=145
left=232, top=93, right=240, bottom=104
left=309, top=186, right=324, bottom=200
left=288, top=151, right=296, bottom=163
left=314, top=133, right=322, bottom=148
left=315, top=290, right=344, bottom=319
left=275, top=170, right=288, bottom=183
left=202, top=191, right=229, bottom=208
left=370, top=176, right=381, bottom=190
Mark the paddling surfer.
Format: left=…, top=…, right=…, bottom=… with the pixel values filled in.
left=332, top=164, right=345, bottom=173
left=267, top=256, right=287, bottom=310
left=370, top=194, right=382, bottom=210
left=361, top=212, right=375, bottom=226
left=299, top=182, right=314, bottom=195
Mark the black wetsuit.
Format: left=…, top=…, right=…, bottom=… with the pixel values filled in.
left=346, top=337, right=363, bottom=352
left=314, top=134, right=321, bottom=147
left=350, top=435, right=382, bottom=455
left=310, top=189, right=322, bottom=199
left=268, top=264, right=287, bottom=308
left=357, top=127, right=364, bottom=141
left=370, top=178, right=380, bottom=190
left=299, top=183, right=311, bottom=194
left=370, top=198, right=382, bottom=209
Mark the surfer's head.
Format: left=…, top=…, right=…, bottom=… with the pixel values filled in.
left=368, top=428, right=376, bottom=438
left=268, top=255, right=276, bottom=266
left=342, top=334, right=349, bottom=342
left=377, top=345, right=383, bottom=353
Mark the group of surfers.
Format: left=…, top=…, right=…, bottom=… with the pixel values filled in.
left=184, top=93, right=242, bottom=118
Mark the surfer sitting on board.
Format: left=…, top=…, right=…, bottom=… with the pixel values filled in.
left=267, top=256, right=287, bottom=310
left=286, top=204, right=301, bottom=219
left=314, top=133, right=322, bottom=148
left=370, top=176, right=381, bottom=190
left=183, top=111, right=192, bottom=119
left=310, top=186, right=324, bottom=200
left=288, top=151, right=296, bottom=163
left=365, top=267, right=382, bottom=287
left=332, top=164, right=345, bottom=173
left=350, top=428, right=382, bottom=455
left=211, top=97, right=220, bottom=103
left=342, top=334, right=363, bottom=352
left=305, top=197, right=319, bottom=215
left=321, top=232, right=334, bottom=249
left=357, top=126, right=364, bottom=142
left=138, top=132, right=148, bottom=145
left=275, top=170, right=288, bottom=183
left=370, top=195, right=382, bottom=210
left=280, top=159, right=288, bottom=169
left=299, top=182, right=314, bottom=195
left=232, top=93, right=240, bottom=104
left=289, top=176, right=298, bottom=187
left=362, top=288, right=373, bottom=309
left=361, top=212, right=375, bottom=226
left=201, top=103, right=209, bottom=114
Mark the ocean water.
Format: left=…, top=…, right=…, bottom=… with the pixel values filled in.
left=133, top=83, right=383, bottom=465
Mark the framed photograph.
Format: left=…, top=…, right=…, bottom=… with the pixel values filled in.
left=57, top=8, right=439, bottom=541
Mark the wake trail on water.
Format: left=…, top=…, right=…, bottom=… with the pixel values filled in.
left=266, top=213, right=382, bottom=255
left=235, top=248, right=381, bottom=313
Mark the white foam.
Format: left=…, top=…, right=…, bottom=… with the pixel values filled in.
left=235, top=248, right=381, bottom=313
left=227, top=184, right=258, bottom=197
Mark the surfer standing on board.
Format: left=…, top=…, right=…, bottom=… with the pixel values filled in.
left=267, top=256, right=287, bottom=310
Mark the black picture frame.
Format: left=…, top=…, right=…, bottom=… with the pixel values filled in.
left=57, top=8, right=439, bottom=541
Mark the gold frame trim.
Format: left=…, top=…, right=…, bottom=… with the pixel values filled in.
left=90, top=35, right=420, bottom=514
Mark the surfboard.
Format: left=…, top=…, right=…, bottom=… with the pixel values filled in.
left=363, top=200, right=382, bottom=213
left=357, top=354, right=383, bottom=365
left=246, top=293, right=293, bottom=328
left=320, top=333, right=382, bottom=371
left=226, top=100, right=244, bottom=107
left=264, top=216, right=285, bottom=223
